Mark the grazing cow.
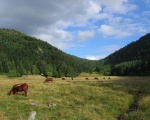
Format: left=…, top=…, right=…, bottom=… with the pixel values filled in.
left=62, top=77, right=65, bottom=80
left=7, top=83, right=28, bottom=96
left=85, top=78, right=89, bottom=80
left=44, top=77, right=53, bottom=83
left=94, top=77, right=98, bottom=80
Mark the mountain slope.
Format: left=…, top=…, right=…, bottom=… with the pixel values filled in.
left=0, top=28, right=150, bottom=76
left=0, top=28, right=96, bottom=77
left=103, top=33, right=150, bottom=75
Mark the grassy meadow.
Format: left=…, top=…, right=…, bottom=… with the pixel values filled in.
left=0, top=75, right=150, bottom=120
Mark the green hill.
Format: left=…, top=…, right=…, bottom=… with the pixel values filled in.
left=0, top=28, right=150, bottom=76
left=0, top=28, right=96, bottom=77
left=102, top=33, right=150, bottom=75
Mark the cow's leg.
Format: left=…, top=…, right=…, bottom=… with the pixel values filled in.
left=13, top=89, right=17, bottom=95
left=24, top=91, right=27, bottom=96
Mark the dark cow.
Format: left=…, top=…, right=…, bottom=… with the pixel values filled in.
left=94, top=77, right=98, bottom=80
left=7, top=83, right=28, bottom=96
left=62, top=77, right=65, bottom=80
left=85, top=78, right=89, bottom=80
left=44, top=77, right=53, bottom=83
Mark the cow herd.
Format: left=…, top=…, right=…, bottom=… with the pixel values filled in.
left=7, top=77, right=110, bottom=97
left=85, top=77, right=111, bottom=80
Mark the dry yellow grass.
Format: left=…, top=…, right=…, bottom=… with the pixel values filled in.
left=0, top=75, right=150, bottom=120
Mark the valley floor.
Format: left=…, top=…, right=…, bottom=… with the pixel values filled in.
left=0, top=75, right=150, bottom=120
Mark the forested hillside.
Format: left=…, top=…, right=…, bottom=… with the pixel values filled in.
left=0, top=28, right=150, bottom=77
left=0, top=28, right=96, bottom=77
left=102, top=33, right=150, bottom=76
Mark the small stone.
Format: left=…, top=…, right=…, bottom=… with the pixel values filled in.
left=30, top=102, right=38, bottom=107
left=28, top=111, right=36, bottom=120
left=48, top=102, right=57, bottom=107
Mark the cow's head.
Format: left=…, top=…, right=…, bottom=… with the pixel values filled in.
left=7, top=90, right=14, bottom=95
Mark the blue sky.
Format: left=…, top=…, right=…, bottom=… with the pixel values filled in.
left=0, top=0, right=150, bottom=60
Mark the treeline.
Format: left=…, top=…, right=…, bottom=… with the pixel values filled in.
left=0, top=28, right=150, bottom=77
left=0, top=28, right=97, bottom=77
left=103, top=33, right=150, bottom=76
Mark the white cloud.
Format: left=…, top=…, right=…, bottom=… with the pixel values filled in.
left=86, top=55, right=106, bottom=60
left=98, top=0, right=137, bottom=14
left=99, top=24, right=131, bottom=38
left=77, top=30, right=94, bottom=40
left=36, top=28, right=72, bottom=41
left=35, top=28, right=73, bottom=49
left=0, top=0, right=139, bottom=40
left=99, top=25, right=116, bottom=36
left=98, top=12, right=149, bottom=38
left=86, top=1, right=102, bottom=16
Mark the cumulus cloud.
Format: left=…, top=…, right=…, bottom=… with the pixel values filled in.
left=0, top=0, right=102, bottom=49
left=0, top=0, right=142, bottom=41
left=0, top=0, right=136, bottom=32
left=86, top=55, right=106, bottom=60
left=35, top=28, right=73, bottom=49
left=97, top=0, right=137, bottom=14
left=86, top=1, right=102, bottom=16
left=77, top=30, right=94, bottom=40
left=97, top=12, right=149, bottom=38
left=99, top=24, right=131, bottom=38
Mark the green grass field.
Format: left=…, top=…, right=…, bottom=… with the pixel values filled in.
left=0, top=75, right=150, bottom=120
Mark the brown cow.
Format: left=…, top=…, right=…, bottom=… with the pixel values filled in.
left=7, top=83, right=28, bottom=96
left=44, top=77, right=53, bottom=83
left=62, top=77, right=65, bottom=80
left=94, top=77, right=98, bottom=80
left=85, top=78, right=89, bottom=80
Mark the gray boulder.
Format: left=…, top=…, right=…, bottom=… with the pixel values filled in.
left=28, top=111, right=36, bottom=120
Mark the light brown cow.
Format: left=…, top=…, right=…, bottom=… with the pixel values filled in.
left=7, top=83, right=28, bottom=96
left=44, top=78, right=53, bottom=83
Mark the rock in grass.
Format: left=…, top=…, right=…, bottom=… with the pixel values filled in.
left=48, top=102, right=57, bottom=107
left=28, top=111, right=36, bottom=120
left=30, top=102, right=38, bottom=107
